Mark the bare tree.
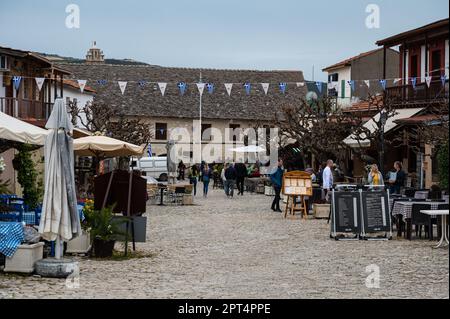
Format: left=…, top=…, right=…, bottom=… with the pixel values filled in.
left=67, top=99, right=154, bottom=147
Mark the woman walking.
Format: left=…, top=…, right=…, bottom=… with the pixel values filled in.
left=202, top=164, right=213, bottom=198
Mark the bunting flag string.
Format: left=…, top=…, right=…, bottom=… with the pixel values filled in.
left=261, top=83, right=270, bottom=95
left=178, top=82, right=187, bottom=95
left=347, top=80, right=355, bottom=92
left=224, top=83, right=233, bottom=96
left=315, top=82, right=322, bottom=93
left=35, top=77, right=45, bottom=92
left=118, top=81, right=127, bottom=95
left=77, top=80, right=87, bottom=93
left=393, top=78, right=402, bottom=85
left=206, top=83, right=214, bottom=94
left=279, top=82, right=287, bottom=94
left=411, top=77, right=417, bottom=90
left=441, top=75, right=448, bottom=87
left=425, top=76, right=432, bottom=88
left=97, top=79, right=107, bottom=86
left=158, top=82, right=167, bottom=96
left=196, top=83, right=205, bottom=96
left=244, top=82, right=251, bottom=95
left=12, top=76, right=21, bottom=91
left=379, top=79, right=387, bottom=91
left=138, top=80, right=147, bottom=88
left=364, top=80, right=370, bottom=88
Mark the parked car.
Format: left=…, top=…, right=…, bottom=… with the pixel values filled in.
left=131, top=157, right=168, bottom=182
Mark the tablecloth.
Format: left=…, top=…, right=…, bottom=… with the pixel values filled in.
left=391, top=201, right=440, bottom=220
left=0, top=222, right=24, bottom=258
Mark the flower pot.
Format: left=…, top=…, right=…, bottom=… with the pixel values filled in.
left=4, top=242, right=44, bottom=274
left=66, top=231, right=91, bottom=254
left=92, top=239, right=115, bottom=258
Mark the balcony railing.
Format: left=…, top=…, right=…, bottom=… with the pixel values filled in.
left=385, top=80, right=449, bottom=107
left=0, top=97, right=53, bottom=120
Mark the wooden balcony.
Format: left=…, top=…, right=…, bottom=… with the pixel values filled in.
left=385, top=80, right=449, bottom=108
left=0, top=97, right=53, bottom=121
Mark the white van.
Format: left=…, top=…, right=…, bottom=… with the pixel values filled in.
left=131, top=157, right=168, bottom=181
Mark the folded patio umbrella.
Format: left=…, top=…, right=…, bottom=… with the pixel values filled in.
left=39, top=99, right=81, bottom=256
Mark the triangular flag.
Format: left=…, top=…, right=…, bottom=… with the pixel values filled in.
left=118, top=81, right=127, bottom=95
left=196, top=83, right=205, bottom=96
left=379, top=79, right=387, bottom=90
left=77, top=80, right=87, bottom=93
left=441, top=75, right=447, bottom=87
left=224, top=83, right=233, bottom=96
left=296, top=82, right=305, bottom=87
left=35, top=77, right=45, bottom=92
left=315, top=82, right=322, bottom=93
left=425, top=76, right=432, bottom=88
left=244, top=82, right=251, bottom=95
left=12, top=76, right=21, bottom=91
left=261, top=83, right=270, bottom=95
left=177, top=82, right=187, bottom=95
left=411, top=77, right=417, bottom=90
left=364, top=80, right=370, bottom=88
left=206, top=83, right=214, bottom=94
left=138, top=80, right=147, bottom=88
left=97, top=79, right=107, bottom=86
left=327, top=82, right=337, bottom=90
left=158, top=82, right=167, bottom=96
left=393, top=78, right=402, bottom=85
left=347, top=80, right=355, bottom=92
left=279, top=82, right=287, bottom=94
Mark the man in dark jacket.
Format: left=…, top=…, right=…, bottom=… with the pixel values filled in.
left=224, top=163, right=237, bottom=198
left=235, top=161, right=247, bottom=196
left=270, top=159, right=284, bottom=212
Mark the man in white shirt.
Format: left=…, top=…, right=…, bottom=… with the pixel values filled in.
left=322, top=159, right=334, bottom=202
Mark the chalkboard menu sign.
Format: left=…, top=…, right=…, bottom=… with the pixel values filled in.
left=361, top=191, right=391, bottom=233
left=331, top=191, right=361, bottom=234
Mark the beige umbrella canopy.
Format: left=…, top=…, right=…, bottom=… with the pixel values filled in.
left=73, top=135, right=144, bottom=158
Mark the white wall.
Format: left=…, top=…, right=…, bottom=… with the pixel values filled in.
left=327, top=66, right=352, bottom=108
left=0, top=73, right=5, bottom=98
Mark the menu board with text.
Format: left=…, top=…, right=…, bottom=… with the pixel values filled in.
left=282, top=171, right=313, bottom=196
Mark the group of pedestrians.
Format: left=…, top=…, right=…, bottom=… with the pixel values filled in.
left=220, top=161, right=248, bottom=198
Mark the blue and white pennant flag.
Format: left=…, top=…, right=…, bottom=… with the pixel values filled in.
left=12, top=76, right=21, bottom=91
left=244, top=82, right=251, bottom=95
left=206, top=83, right=214, bottom=94
left=279, top=82, right=287, bottom=94
left=178, top=82, right=187, bottom=95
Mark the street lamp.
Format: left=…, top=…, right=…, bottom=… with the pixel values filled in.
left=379, top=110, right=387, bottom=176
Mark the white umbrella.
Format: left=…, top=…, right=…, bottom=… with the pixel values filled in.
left=39, top=98, right=81, bottom=259
left=73, top=135, right=144, bottom=157
left=229, top=145, right=266, bottom=153
left=0, top=111, right=48, bottom=145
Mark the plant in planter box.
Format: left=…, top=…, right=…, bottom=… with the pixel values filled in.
left=82, top=203, right=128, bottom=258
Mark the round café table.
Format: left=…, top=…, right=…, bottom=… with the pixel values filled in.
left=421, top=210, right=449, bottom=248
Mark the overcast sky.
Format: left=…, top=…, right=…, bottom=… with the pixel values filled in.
left=1, top=0, right=448, bottom=81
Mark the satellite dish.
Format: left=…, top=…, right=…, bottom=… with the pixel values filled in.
left=306, top=91, right=318, bottom=103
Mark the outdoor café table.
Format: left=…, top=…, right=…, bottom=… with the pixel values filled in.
left=392, top=201, right=440, bottom=239
left=0, top=221, right=24, bottom=258
left=420, top=210, right=449, bottom=248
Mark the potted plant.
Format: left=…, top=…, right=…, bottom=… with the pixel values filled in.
left=82, top=203, right=128, bottom=258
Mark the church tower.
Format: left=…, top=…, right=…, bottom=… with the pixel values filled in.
left=85, top=41, right=105, bottom=64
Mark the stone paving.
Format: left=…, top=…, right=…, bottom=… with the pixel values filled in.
left=0, top=189, right=448, bottom=299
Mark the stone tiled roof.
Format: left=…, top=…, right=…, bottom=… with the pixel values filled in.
left=59, top=63, right=307, bottom=121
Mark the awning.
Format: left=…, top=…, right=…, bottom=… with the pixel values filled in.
left=73, top=135, right=145, bottom=158
left=343, top=108, right=424, bottom=148
left=0, top=111, right=48, bottom=145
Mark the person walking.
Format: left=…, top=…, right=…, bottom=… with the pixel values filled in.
left=322, top=159, right=334, bottom=202
left=235, top=161, right=247, bottom=196
left=368, top=164, right=384, bottom=187
left=221, top=164, right=228, bottom=195
left=224, top=163, right=237, bottom=198
left=188, top=164, right=199, bottom=196
left=388, top=161, right=406, bottom=195
left=178, top=160, right=186, bottom=180
left=270, top=159, right=284, bottom=212
left=202, top=164, right=213, bottom=198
